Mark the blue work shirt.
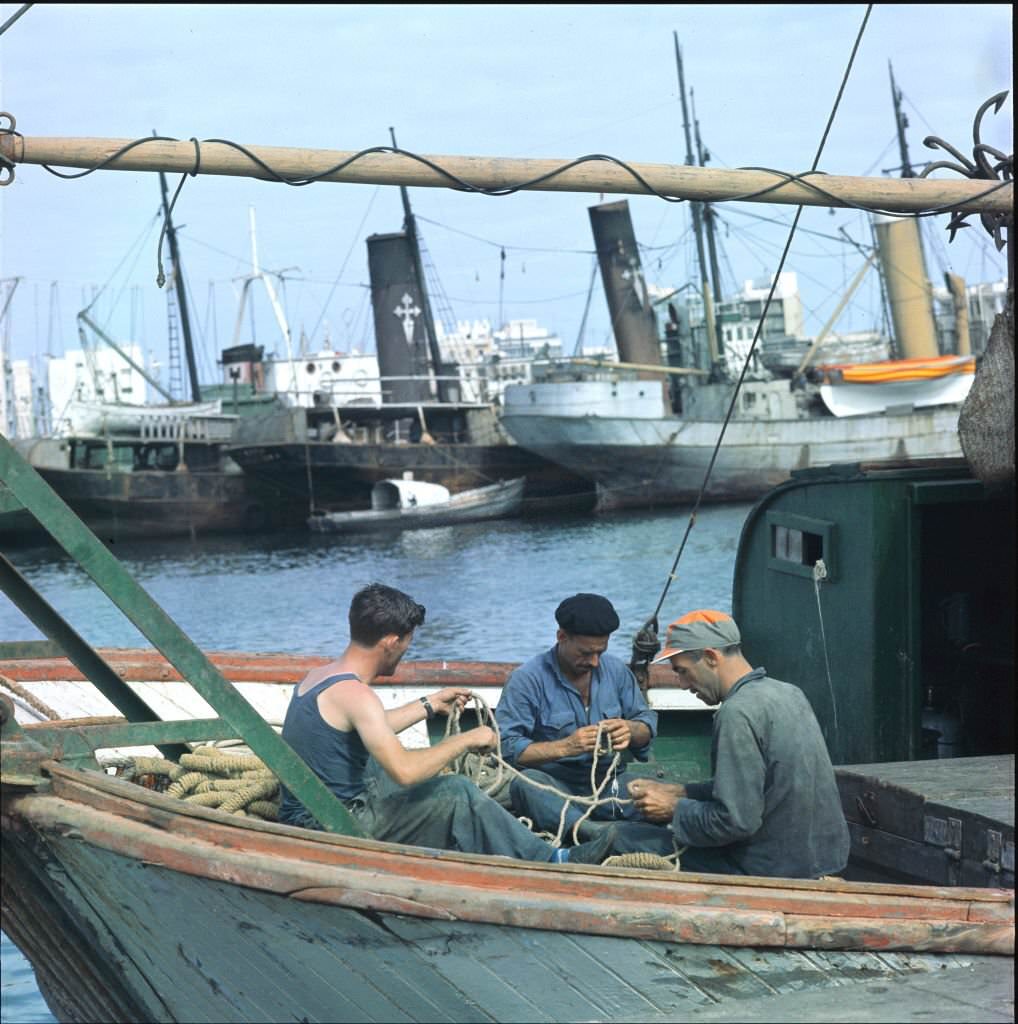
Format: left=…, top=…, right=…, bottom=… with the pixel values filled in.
left=496, top=646, right=658, bottom=788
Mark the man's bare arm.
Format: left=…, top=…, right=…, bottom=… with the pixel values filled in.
left=345, top=687, right=494, bottom=786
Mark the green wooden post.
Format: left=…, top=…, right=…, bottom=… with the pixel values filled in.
left=0, top=435, right=365, bottom=837
left=1, top=552, right=191, bottom=761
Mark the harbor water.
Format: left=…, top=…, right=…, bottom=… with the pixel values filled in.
left=0, top=502, right=752, bottom=1023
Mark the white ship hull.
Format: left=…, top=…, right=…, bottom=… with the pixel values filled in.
left=500, top=379, right=964, bottom=509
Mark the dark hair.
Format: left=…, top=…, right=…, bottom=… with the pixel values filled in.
left=349, top=583, right=426, bottom=646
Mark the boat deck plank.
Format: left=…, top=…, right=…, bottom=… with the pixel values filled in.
left=378, top=915, right=578, bottom=1022
left=608, top=958, right=1013, bottom=1023
left=240, top=891, right=493, bottom=1024
left=529, top=932, right=681, bottom=1019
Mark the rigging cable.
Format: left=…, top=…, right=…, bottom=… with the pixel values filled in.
left=572, top=256, right=600, bottom=356
left=308, top=185, right=381, bottom=346
left=635, top=4, right=876, bottom=676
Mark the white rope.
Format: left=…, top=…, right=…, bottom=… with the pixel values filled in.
left=445, top=693, right=633, bottom=848
left=813, top=558, right=840, bottom=748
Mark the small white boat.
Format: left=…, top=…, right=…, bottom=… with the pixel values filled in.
left=817, top=354, right=976, bottom=417
left=307, top=476, right=526, bottom=533
left=59, top=397, right=234, bottom=440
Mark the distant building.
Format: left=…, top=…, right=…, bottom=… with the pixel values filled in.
left=437, top=317, right=564, bottom=403
left=47, top=345, right=150, bottom=434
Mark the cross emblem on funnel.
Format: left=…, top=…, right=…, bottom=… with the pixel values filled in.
left=621, top=258, right=648, bottom=309
left=394, top=293, right=421, bottom=344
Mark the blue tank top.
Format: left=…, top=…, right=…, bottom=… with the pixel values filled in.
left=277, top=673, right=370, bottom=825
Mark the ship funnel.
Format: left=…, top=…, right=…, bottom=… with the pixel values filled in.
left=873, top=215, right=939, bottom=359
left=220, top=344, right=265, bottom=391
left=588, top=201, right=664, bottom=373
left=366, top=232, right=433, bottom=405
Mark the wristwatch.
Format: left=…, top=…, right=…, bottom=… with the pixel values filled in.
left=419, top=696, right=436, bottom=720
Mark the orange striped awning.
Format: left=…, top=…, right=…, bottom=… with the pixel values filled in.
left=817, top=355, right=976, bottom=385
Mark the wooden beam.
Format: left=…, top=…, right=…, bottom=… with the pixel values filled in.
left=1, top=134, right=1011, bottom=214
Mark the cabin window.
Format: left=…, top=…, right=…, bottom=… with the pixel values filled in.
left=766, top=511, right=836, bottom=580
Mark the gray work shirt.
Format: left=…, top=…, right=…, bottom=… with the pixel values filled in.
left=674, top=667, right=850, bottom=878
left=496, top=646, right=658, bottom=788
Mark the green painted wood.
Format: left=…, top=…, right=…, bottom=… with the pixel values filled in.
left=0, top=640, right=67, bottom=659
left=244, top=893, right=492, bottom=1024
left=44, top=839, right=376, bottom=1022
left=0, top=433, right=364, bottom=837
left=537, top=932, right=671, bottom=1018
left=25, top=718, right=238, bottom=768
left=0, top=553, right=189, bottom=761
left=4, top=793, right=1010, bottom=1024
left=378, top=915, right=560, bottom=1023
left=563, top=933, right=720, bottom=1014
left=2, top=828, right=177, bottom=1022
left=733, top=463, right=1015, bottom=766
left=643, top=942, right=797, bottom=1003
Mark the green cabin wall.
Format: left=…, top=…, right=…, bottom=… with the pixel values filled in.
left=732, top=463, right=1015, bottom=767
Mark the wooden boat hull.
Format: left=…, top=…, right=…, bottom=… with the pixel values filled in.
left=2, top=749, right=1013, bottom=1024
left=308, top=478, right=526, bottom=533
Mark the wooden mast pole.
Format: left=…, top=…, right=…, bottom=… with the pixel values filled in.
left=0, top=133, right=1010, bottom=214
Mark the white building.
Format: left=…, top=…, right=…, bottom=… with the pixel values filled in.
left=47, top=345, right=151, bottom=434
left=436, top=317, right=565, bottom=404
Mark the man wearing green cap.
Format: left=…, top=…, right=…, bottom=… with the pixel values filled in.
left=625, top=609, right=850, bottom=878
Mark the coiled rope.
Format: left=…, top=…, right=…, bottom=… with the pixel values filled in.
left=106, top=746, right=280, bottom=820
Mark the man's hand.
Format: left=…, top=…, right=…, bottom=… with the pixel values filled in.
left=599, top=718, right=633, bottom=752
left=627, top=779, right=686, bottom=823
left=463, top=725, right=497, bottom=753
left=563, top=724, right=603, bottom=757
left=429, top=687, right=472, bottom=716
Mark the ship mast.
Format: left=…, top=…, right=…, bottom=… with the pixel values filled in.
left=673, top=33, right=720, bottom=374
left=157, top=163, right=202, bottom=403
left=388, top=127, right=451, bottom=402
left=692, top=91, right=725, bottom=311
left=889, top=63, right=915, bottom=178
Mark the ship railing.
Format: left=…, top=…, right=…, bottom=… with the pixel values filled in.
left=139, top=415, right=238, bottom=443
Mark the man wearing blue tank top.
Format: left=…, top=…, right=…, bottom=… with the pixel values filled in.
left=278, top=582, right=616, bottom=865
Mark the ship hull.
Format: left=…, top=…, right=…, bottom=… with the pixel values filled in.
left=500, top=406, right=964, bottom=510
left=228, top=441, right=595, bottom=514
left=0, top=465, right=305, bottom=544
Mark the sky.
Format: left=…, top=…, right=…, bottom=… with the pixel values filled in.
left=0, top=3, right=1012, bottom=393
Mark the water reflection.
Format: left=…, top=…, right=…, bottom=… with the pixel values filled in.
left=1, top=505, right=751, bottom=662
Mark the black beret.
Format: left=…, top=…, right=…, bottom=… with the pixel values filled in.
left=555, top=593, right=620, bottom=636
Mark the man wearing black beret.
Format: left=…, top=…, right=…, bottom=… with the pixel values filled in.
left=495, top=593, right=659, bottom=845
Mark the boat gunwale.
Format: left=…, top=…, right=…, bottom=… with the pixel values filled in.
left=0, top=650, right=683, bottom=689
left=3, top=761, right=1012, bottom=955
left=13, top=753, right=1015, bottom=905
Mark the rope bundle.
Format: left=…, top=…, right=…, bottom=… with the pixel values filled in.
left=107, top=746, right=280, bottom=820
left=444, top=693, right=641, bottom=848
